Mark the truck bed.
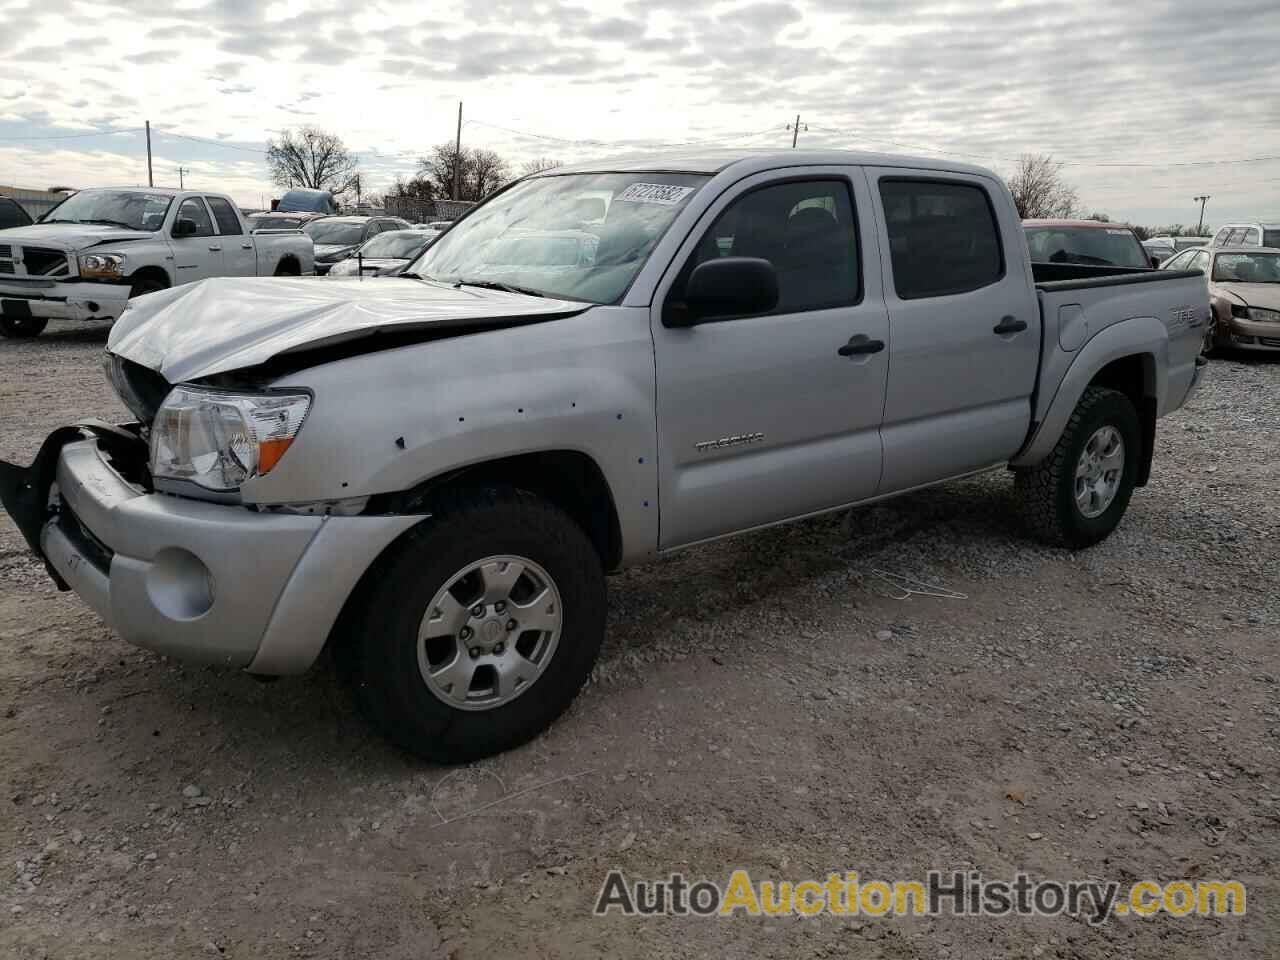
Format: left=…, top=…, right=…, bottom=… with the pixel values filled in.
left=1030, top=264, right=1208, bottom=433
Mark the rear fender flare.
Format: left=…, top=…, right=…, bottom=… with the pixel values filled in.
left=1011, top=316, right=1168, bottom=467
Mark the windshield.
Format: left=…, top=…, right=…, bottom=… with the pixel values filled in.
left=1212, top=252, right=1280, bottom=283
left=305, top=220, right=364, bottom=245
left=39, top=189, right=172, bottom=231
left=405, top=172, right=709, bottom=303
left=358, top=231, right=428, bottom=259
left=1025, top=226, right=1149, bottom=269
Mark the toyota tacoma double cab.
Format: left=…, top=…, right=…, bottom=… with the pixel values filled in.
left=0, top=187, right=313, bottom=338
left=0, top=150, right=1209, bottom=762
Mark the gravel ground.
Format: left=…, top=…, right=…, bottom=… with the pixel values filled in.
left=1, top=319, right=1278, bottom=959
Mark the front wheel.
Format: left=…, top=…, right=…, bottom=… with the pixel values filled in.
left=0, top=314, right=48, bottom=338
left=343, top=487, right=606, bottom=762
left=1014, top=386, right=1140, bottom=549
left=128, top=274, right=168, bottom=299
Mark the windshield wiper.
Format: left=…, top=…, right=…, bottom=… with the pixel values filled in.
left=454, top=279, right=545, bottom=298
left=80, top=219, right=136, bottom=229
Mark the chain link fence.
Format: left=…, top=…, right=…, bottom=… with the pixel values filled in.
left=383, top=197, right=476, bottom=223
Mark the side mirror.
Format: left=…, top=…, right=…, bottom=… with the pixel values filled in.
left=1151, top=255, right=1161, bottom=269
left=666, top=257, right=779, bottom=327
left=172, top=218, right=198, bottom=238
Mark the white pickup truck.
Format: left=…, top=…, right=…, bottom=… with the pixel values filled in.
left=0, top=150, right=1210, bottom=762
left=0, top=188, right=314, bottom=338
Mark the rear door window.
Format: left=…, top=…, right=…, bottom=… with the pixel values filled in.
left=879, top=179, right=1004, bottom=299
left=205, top=197, right=243, bottom=236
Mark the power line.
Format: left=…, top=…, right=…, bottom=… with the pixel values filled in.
left=0, top=127, right=135, bottom=141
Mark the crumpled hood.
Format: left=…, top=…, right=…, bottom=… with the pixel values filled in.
left=1212, top=281, right=1280, bottom=309
left=107, top=275, right=588, bottom=382
left=0, top=222, right=154, bottom=251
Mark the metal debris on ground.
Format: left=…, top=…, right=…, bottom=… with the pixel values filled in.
left=870, top=568, right=967, bottom=601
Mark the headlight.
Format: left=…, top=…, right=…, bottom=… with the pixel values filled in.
left=78, top=252, right=126, bottom=279
left=1248, top=307, right=1280, bottom=323
left=150, top=386, right=311, bottom=493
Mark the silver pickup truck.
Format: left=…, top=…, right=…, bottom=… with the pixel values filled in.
left=0, top=150, right=1209, bottom=762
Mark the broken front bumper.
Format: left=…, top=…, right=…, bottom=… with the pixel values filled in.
left=0, top=279, right=131, bottom=322
left=0, top=427, right=421, bottom=673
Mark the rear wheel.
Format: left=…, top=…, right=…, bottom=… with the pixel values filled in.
left=1014, top=386, right=1140, bottom=549
left=0, top=314, right=48, bottom=338
left=273, top=259, right=301, bottom=276
left=342, top=487, right=606, bottom=762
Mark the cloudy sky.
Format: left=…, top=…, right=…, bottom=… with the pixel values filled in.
left=1, top=0, right=1277, bottom=227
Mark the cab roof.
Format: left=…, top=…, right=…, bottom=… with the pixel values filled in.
left=547, top=148, right=995, bottom=179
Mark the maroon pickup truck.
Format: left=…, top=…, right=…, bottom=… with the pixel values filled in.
left=1024, top=219, right=1154, bottom=272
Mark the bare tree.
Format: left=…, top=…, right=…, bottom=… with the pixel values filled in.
left=520, top=157, right=563, bottom=176
left=469, top=148, right=510, bottom=199
left=1086, top=211, right=1111, bottom=223
left=420, top=143, right=469, bottom=200
left=418, top=144, right=511, bottom=201
left=265, top=126, right=360, bottom=199
left=1006, top=154, right=1079, bottom=220
left=388, top=174, right=435, bottom=200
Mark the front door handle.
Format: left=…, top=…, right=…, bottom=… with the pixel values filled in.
left=993, top=316, right=1027, bottom=335
left=208, top=245, right=222, bottom=252
left=240, top=242, right=253, bottom=250
left=838, top=334, right=885, bottom=357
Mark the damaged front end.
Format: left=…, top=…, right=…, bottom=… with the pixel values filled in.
left=0, top=419, right=152, bottom=581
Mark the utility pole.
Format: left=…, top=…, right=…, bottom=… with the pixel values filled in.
left=1194, top=195, right=1210, bottom=235
left=453, top=101, right=463, bottom=201
left=787, top=114, right=807, bottom=148
left=145, top=120, right=153, bottom=187
left=178, top=166, right=188, bottom=189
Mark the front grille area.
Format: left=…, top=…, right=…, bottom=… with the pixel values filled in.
left=0, top=262, right=12, bottom=274
left=1261, top=337, right=1280, bottom=348
left=23, top=247, right=70, bottom=277
left=0, top=244, right=11, bottom=258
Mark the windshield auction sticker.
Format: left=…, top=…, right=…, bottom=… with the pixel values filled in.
left=593, top=869, right=1247, bottom=925
left=618, top=183, right=696, bottom=205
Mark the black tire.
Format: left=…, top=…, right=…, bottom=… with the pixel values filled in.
left=1202, top=312, right=1219, bottom=357
left=1014, top=386, right=1140, bottom=549
left=0, top=314, right=48, bottom=338
left=343, top=486, right=606, bottom=763
left=128, top=274, right=168, bottom=299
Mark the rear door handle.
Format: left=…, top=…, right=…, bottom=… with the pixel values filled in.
left=838, top=334, right=885, bottom=357
left=240, top=242, right=253, bottom=250
left=208, top=245, right=222, bottom=252
left=993, top=316, right=1027, bottom=335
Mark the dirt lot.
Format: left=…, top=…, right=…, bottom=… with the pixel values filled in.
left=2, top=320, right=1278, bottom=959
